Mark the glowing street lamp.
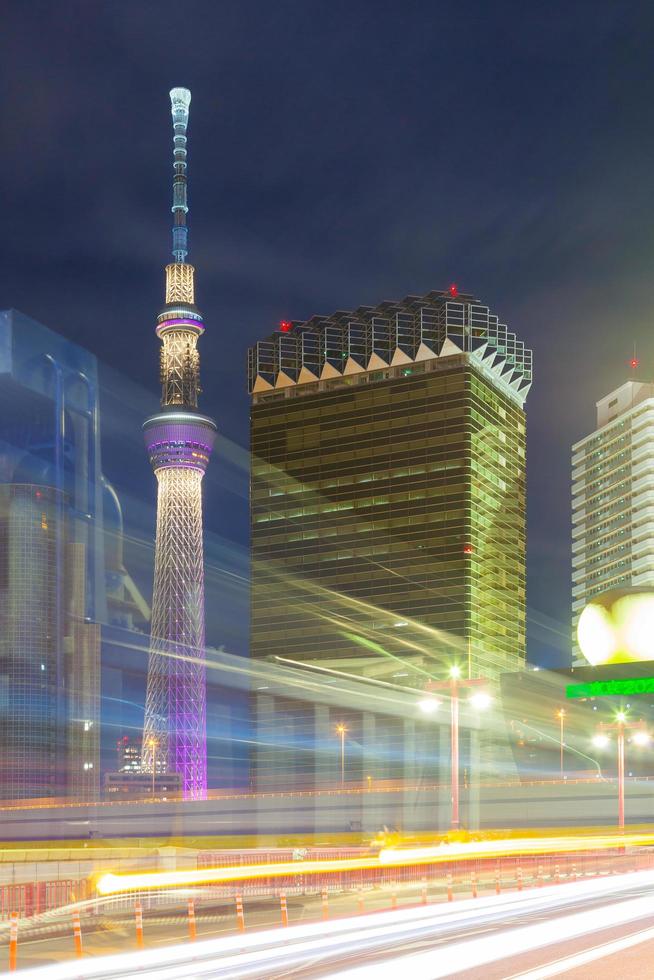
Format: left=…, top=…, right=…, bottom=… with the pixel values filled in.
left=592, top=713, right=650, bottom=830
left=418, top=695, right=440, bottom=714
left=421, top=666, right=492, bottom=829
left=336, top=724, right=348, bottom=786
left=470, top=692, right=492, bottom=711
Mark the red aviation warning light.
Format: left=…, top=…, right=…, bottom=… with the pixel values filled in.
left=463, top=545, right=473, bottom=555
left=448, top=283, right=459, bottom=298
left=630, top=357, right=639, bottom=370
left=279, top=320, right=293, bottom=332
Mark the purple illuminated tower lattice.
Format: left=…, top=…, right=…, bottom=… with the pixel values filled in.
left=141, top=88, right=216, bottom=800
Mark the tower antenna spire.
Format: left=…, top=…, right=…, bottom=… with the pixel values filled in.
left=142, top=87, right=216, bottom=800
left=170, top=87, right=191, bottom=263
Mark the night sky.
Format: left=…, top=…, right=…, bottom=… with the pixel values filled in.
left=3, top=2, right=654, bottom=666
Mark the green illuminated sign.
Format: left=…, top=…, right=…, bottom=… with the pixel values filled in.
left=566, top=677, right=654, bottom=699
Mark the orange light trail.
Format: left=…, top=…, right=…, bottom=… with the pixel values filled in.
left=95, top=831, right=654, bottom=895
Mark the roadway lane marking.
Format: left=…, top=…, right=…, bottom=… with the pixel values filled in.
left=506, top=923, right=654, bottom=979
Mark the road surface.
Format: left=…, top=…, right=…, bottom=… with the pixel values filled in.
left=3, top=868, right=654, bottom=978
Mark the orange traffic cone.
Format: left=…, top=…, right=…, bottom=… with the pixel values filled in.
left=135, top=900, right=144, bottom=949
left=8, top=912, right=17, bottom=972
left=235, top=894, right=245, bottom=932
left=72, top=908, right=83, bottom=958
left=187, top=899, right=197, bottom=941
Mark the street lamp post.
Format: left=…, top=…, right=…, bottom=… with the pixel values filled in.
left=617, top=722, right=625, bottom=829
left=592, top=712, right=650, bottom=831
left=420, top=666, right=491, bottom=830
left=450, top=680, right=460, bottom=828
left=336, top=724, right=347, bottom=786
left=557, top=709, right=566, bottom=779
left=148, top=737, right=157, bottom=800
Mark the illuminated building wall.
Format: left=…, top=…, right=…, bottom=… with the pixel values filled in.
left=572, top=380, right=654, bottom=663
left=249, top=291, right=531, bottom=684
left=141, top=89, right=216, bottom=800
left=116, top=735, right=143, bottom=771
left=0, top=485, right=64, bottom=798
left=0, top=490, right=101, bottom=801
left=65, top=540, right=101, bottom=800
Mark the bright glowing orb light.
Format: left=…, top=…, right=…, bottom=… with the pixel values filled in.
left=577, top=588, right=654, bottom=665
left=469, top=692, right=492, bottom=710
left=618, top=594, right=654, bottom=660
left=592, top=733, right=610, bottom=748
left=418, top=697, right=439, bottom=714
left=577, top=602, right=616, bottom=665
left=632, top=730, right=651, bottom=746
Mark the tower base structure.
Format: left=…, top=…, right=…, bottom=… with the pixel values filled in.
left=142, top=409, right=216, bottom=800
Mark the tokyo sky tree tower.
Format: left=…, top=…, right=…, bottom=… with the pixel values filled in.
left=142, top=88, right=216, bottom=800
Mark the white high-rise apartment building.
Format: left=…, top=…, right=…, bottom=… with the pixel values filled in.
left=572, top=380, right=654, bottom=663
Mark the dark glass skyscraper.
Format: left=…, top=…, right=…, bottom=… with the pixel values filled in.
left=248, top=290, right=532, bottom=684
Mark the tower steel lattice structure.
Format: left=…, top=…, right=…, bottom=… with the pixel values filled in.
left=142, top=88, right=216, bottom=800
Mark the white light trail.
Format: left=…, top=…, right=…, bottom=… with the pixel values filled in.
left=324, top=892, right=654, bottom=979
left=511, top=923, right=654, bottom=979
left=5, top=870, right=654, bottom=980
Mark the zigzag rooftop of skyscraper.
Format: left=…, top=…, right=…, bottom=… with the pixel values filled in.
left=248, top=288, right=533, bottom=406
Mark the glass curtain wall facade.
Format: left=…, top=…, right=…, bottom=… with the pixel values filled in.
left=572, top=380, right=654, bottom=662
left=249, top=291, right=530, bottom=684
left=0, top=485, right=63, bottom=798
left=0, top=310, right=112, bottom=800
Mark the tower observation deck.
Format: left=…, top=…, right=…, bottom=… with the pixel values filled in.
left=141, top=88, right=216, bottom=800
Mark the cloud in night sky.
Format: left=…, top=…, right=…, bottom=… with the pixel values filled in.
left=3, top=1, right=654, bottom=665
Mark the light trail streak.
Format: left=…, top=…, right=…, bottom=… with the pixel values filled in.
left=377, top=831, right=651, bottom=865
left=7, top=871, right=654, bottom=979
left=274, top=655, right=431, bottom=697
left=324, top=892, right=654, bottom=979
left=96, top=831, right=654, bottom=894
left=512, top=717, right=603, bottom=777
left=510, top=923, right=654, bottom=979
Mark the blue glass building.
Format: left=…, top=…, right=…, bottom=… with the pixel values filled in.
left=0, top=309, right=146, bottom=799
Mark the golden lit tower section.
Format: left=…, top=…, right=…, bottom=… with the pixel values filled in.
left=141, top=88, right=216, bottom=800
